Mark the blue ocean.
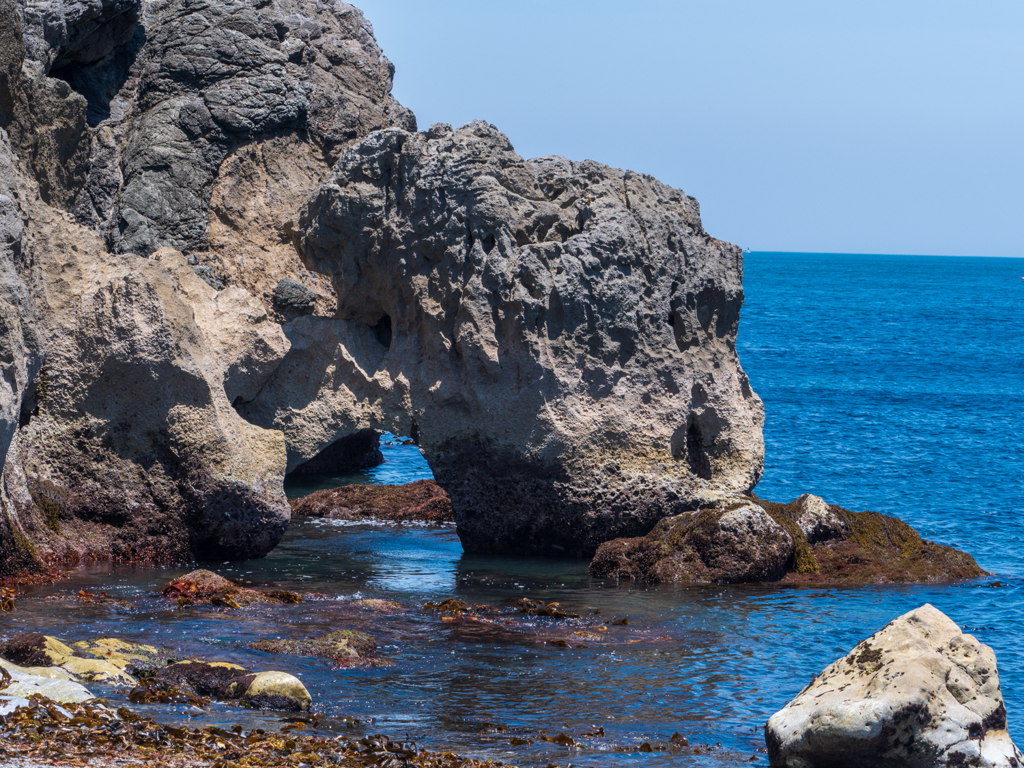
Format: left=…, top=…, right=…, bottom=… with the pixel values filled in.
left=10, top=252, right=1023, bottom=766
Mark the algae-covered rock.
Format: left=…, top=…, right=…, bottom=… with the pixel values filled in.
left=590, top=495, right=986, bottom=585
left=0, top=632, right=74, bottom=667
left=289, top=480, right=453, bottom=524
left=250, top=630, right=387, bottom=668
left=70, top=638, right=161, bottom=671
left=153, top=660, right=310, bottom=711
left=590, top=501, right=793, bottom=583
left=765, top=604, right=1023, bottom=767
left=161, top=569, right=303, bottom=607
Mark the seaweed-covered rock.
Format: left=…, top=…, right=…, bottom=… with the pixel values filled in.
left=250, top=630, right=386, bottom=668
left=590, top=501, right=794, bottom=583
left=765, top=604, right=1023, bottom=768
left=289, top=480, right=453, bottom=523
left=160, top=569, right=302, bottom=607
left=590, top=495, right=986, bottom=584
left=154, top=660, right=310, bottom=711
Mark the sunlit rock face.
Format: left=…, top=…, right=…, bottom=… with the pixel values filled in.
left=246, top=121, right=765, bottom=556
left=0, top=0, right=412, bottom=571
left=0, top=0, right=764, bottom=570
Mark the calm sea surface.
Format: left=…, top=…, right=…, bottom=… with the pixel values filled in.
left=7, top=252, right=1023, bottom=766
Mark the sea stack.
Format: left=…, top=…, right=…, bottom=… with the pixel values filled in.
left=0, top=0, right=764, bottom=571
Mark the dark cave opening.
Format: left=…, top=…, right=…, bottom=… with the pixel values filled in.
left=371, top=315, right=393, bottom=349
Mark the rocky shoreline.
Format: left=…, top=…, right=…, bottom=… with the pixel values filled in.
left=0, top=580, right=1018, bottom=767
left=0, top=0, right=1008, bottom=764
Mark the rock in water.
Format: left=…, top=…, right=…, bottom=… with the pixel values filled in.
left=589, top=494, right=985, bottom=584
left=0, top=0, right=411, bottom=570
left=154, top=660, right=311, bottom=711
left=765, top=604, right=1023, bottom=768
left=245, top=121, right=765, bottom=555
left=289, top=480, right=453, bottom=523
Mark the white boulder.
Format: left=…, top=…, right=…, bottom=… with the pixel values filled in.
left=766, top=604, right=1023, bottom=768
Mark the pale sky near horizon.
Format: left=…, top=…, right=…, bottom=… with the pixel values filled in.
left=351, top=1, right=1023, bottom=257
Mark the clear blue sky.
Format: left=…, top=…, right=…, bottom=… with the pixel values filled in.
left=353, top=1, right=1023, bottom=257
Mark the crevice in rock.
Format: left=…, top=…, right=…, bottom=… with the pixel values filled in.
left=48, top=24, right=145, bottom=128
left=371, top=314, right=392, bottom=349
left=670, top=416, right=713, bottom=480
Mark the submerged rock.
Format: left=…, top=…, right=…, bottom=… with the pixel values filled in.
left=765, top=604, right=1023, bottom=768
left=289, top=480, right=454, bottom=523
left=250, top=629, right=388, bottom=668
left=589, top=494, right=985, bottom=584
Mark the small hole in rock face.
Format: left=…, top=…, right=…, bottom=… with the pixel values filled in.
left=667, top=312, right=676, bottom=327
left=371, top=314, right=392, bottom=349
left=482, top=233, right=496, bottom=254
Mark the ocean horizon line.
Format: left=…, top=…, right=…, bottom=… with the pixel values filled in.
left=748, top=249, right=1024, bottom=259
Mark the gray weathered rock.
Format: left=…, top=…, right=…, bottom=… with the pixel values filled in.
left=794, top=493, right=848, bottom=544
left=244, top=121, right=765, bottom=555
left=0, top=0, right=410, bottom=569
left=105, top=0, right=414, bottom=257
left=20, top=0, right=140, bottom=71
left=765, top=604, right=1023, bottom=768
left=0, top=659, right=95, bottom=703
left=273, top=277, right=317, bottom=314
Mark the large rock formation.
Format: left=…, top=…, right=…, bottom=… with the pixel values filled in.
left=0, top=0, right=412, bottom=571
left=244, top=121, right=765, bottom=555
left=0, top=0, right=768, bottom=569
left=765, top=604, right=1023, bottom=767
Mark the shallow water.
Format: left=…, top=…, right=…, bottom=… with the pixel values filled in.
left=5, top=252, right=1024, bottom=766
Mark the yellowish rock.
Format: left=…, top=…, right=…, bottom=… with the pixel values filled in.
left=58, top=656, right=136, bottom=686
left=240, top=671, right=311, bottom=712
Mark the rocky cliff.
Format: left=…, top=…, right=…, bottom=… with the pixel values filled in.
left=0, top=0, right=764, bottom=572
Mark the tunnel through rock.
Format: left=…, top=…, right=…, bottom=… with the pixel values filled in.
left=287, top=429, right=384, bottom=476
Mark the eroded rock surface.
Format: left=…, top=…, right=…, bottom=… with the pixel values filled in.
left=0, top=0, right=972, bottom=573
left=247, top=121, right=765, bottom=555
left=590, top=494, right=985, bottom=584
left=765, top=604, right=1023, bottom=768
left=0, top=0, right=410, bottom=571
